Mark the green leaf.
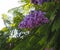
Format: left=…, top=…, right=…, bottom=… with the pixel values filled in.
left=52, top=17, right=60, bottom=31
left=38, top=36, right=47, bottom=46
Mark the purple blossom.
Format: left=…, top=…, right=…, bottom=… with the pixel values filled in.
left=50, top=48, right=54, bottom=50
left=18, top=10, right=49, bottom=29
left=45, top=48, right=48, bottom=50
left=31, top=0, right=49, bottom=4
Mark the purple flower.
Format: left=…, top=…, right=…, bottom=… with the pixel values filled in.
left=18, top=10, right=49, bottom=29
left=45, top=48, right=48, bottom=50
left=31, top=0, right=49, bottom=4
left=50, top=48, right=54, bottom=50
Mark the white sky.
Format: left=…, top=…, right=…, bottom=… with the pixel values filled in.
left=0, top=0, right=20, bottom=30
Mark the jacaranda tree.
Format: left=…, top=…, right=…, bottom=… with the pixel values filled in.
left=0, top=0, right=60, bottom=50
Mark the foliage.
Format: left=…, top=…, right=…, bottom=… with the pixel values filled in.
left=0, top=0, right=60, bottom=50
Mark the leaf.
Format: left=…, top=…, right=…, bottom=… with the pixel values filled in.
left=2, top=14, right=8, bottom=20
left=21, top=0, right=30, bottom=3
left=38, top=36, right=47, bottom=46
left=52, top=17, right=60, bottom=31
left=13, top=37, right=30, bottom=50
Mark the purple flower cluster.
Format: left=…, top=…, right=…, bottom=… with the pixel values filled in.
left=18, top=10, right=49, bottom=29
left=31, top=0, right=49, bottom=4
